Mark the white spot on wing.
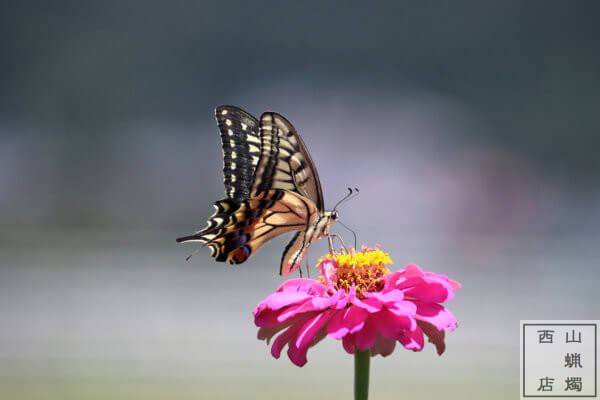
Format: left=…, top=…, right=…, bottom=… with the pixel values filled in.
left=231, top=162, right=236, bottom=170
left=231, top=175, right=237, bottom=182
left=213, top=217, right=224, bottom=225
left=241, top=123, right=247, bottom=130
left=226, top=119, right=232, bottom=126
left=277, top=160, right=290, bottom=171
left=290, top=155, right=303, bottom=168
left=181, top=238, right=208, bottom=243
left=228, top=129, right=234, bottom=136
left=232, top=152, right=237, bottom=159
left=246, top=135, right=261, bottom=144
left=221, top=109, right=228, bottom=115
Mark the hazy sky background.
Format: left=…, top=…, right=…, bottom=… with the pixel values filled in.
left=1, top=2, right=599, bottom=399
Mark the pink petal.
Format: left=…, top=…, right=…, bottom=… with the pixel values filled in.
left=450, top=279, right=462, bottom=289
left=319, top=258, right=338, bottom=285
left=387, top=299, right=418, bottom=317
left=342, top=334, right=356, bottom=354
left=271, top=312, right=334, bottom=367
left=287, top=342, right=309, bottom=367
left=403, top=263, right=424, bottom=276
left=404, top=281, right=451, bottom=303
left=296, top=310, right=335, bottom=349
left=257, top=315, right=301, bottom=344
left=406, top=325, right=425, bottom=349
left=255, top=307, right=286, bottom=327
left=332, top=289, right=351, bottom=309
left=388, top=264, right=424, bottom=286
left=271, top=318, right=307, bottom=359
left=310, top=295, right=338, bottom=309
left=326, top=306, right=368, bottom=339
left=277, top=278, right=328, bottom=296
left=351, top=296, right=383, bottom=313
left=417, top=320, right=446, bottom=355
left=398, top=325, right=424, bottom=351
left=276, top=300, right=328, bottom=323
left=423, top=272, right=461, bottom=300
left=312, top=328, right=328, bottom=347
left=395, top=276, right=426, bottom=291
left=371, top=310, right=415, bottom=340
left=275, top=294, right=335, bottom=323
left=332, top=286, right=356, bottom=310
left=383, top=271, right=404, bottom=289
left=370, top=334, right=396, bottom=357
left=413, top=301, right=457, bottom=331
left=354, top=319, right=377, bottom=351
left=365, top=289, right=404, bottom=304
left=261, top=291, right=312, bottom=310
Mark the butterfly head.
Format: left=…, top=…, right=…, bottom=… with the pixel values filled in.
left=330, top=210, right=339, bottom=222
left=320, top=210, right=339, bottom=236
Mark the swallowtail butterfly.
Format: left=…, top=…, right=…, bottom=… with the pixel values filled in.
left=177, top=106, right=339, bottom=275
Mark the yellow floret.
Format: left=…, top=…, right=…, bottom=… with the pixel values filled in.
left=316, top=249, right=393, bottom=298
left=316, top=249, right=393, bottom=270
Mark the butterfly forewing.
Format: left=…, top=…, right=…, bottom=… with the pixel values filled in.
left=215, top=105, right=261, bottom=202
left=251, top=112, right=324, bottom=211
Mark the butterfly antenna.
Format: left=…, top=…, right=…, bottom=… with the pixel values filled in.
left=333, top=188, right=354, bottom=211
left=337, top=220, right=357, bottom=250
left=344, top=187, right=360, bottom=206
left=333, top=187, right=360, bottom=211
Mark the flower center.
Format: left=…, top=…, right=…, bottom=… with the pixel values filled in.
left=318, top=249, right=392, bottom=298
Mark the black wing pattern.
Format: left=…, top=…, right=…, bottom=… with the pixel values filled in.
left=250, top=112, right=324, bottom=211
left=215, top=105, right=261, bottom=203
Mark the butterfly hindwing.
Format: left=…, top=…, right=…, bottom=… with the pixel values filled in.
left=177, top=190, right=318, bottom=265
left=215, top=105, right=261, bottom=202
left=251, top=112, right=324, bottom=211
left=175, top=198, right=239, bottom=245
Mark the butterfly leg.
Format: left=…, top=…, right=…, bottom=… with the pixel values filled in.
left=327, top=235, right=335, bottom=254
left=305, top=256, right=311, bottom=279
left=328, top=234, right=348, bottom=253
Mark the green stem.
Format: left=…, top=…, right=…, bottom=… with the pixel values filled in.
left=354, top=350, right=370, bottom=400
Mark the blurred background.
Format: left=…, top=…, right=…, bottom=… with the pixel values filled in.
left=1, top=1, right=599, bottom=399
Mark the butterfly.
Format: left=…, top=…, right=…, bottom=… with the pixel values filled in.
left=177, top=105, right=341, bottom=275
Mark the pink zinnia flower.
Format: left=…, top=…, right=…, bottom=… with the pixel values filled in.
left=253, top=246, right=461, bottom=367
